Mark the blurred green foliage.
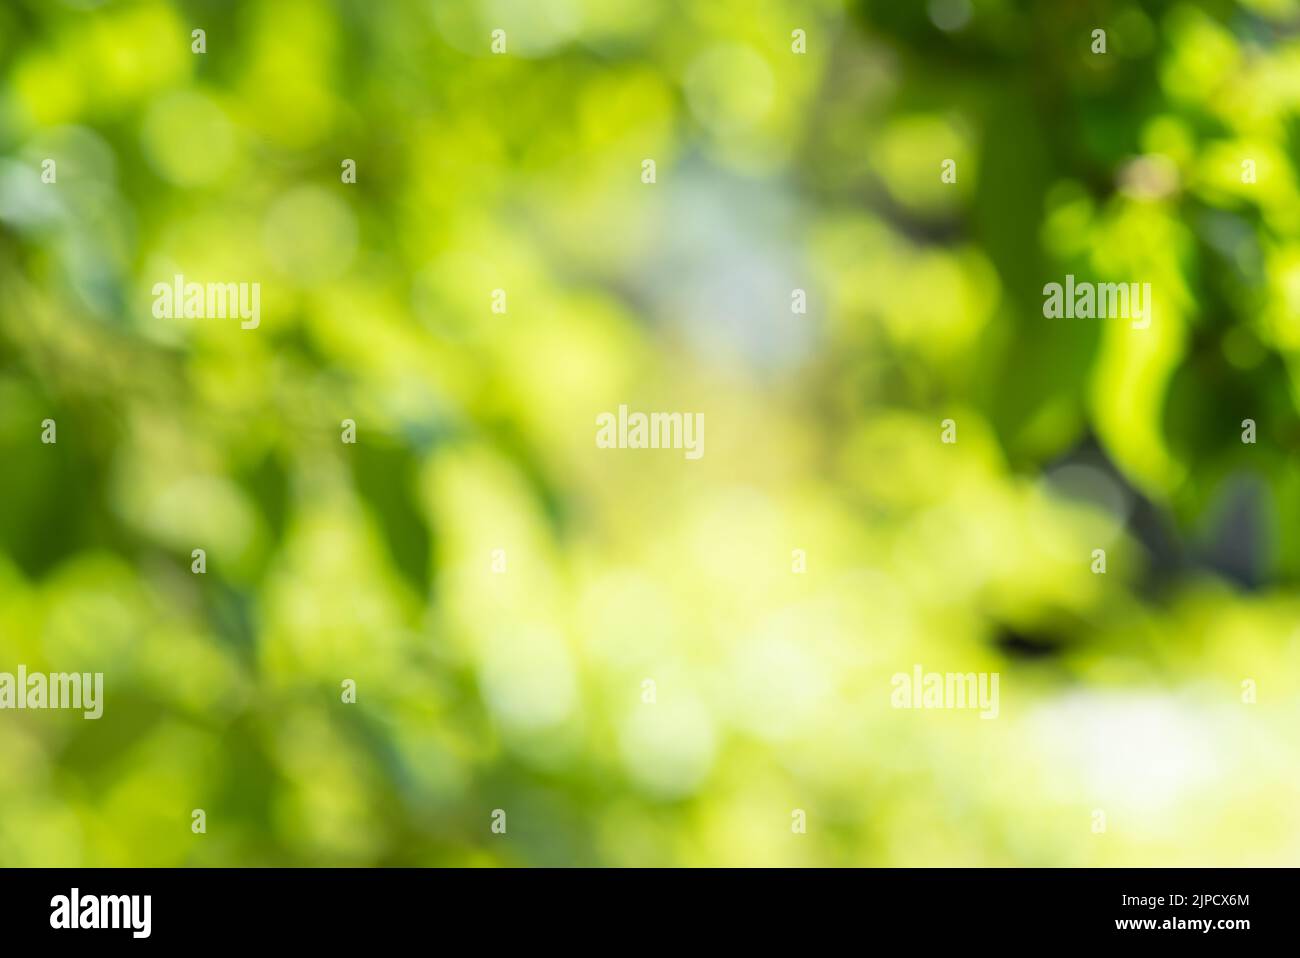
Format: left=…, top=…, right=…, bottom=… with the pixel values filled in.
left=1, top=0, right=1299, bottom=866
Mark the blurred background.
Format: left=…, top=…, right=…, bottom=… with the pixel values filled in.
left=1, top=0, right=1299, bottom=866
